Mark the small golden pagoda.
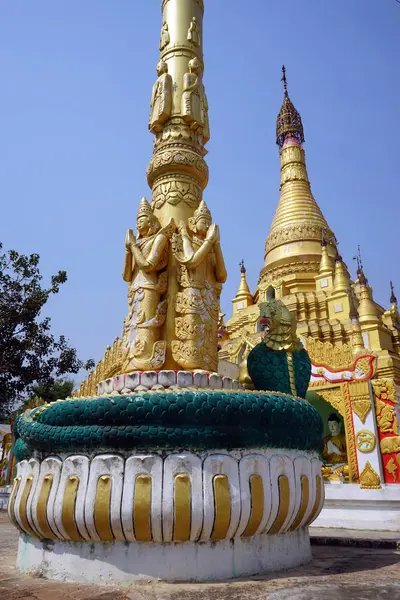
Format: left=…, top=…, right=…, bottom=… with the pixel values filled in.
left=220, top=67, right=400, bottom=494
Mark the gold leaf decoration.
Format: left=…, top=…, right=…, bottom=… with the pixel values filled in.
left=359, top=461, right=381, bottom=490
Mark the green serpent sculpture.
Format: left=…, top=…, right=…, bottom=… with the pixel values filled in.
left=247, top=300, right=312, bottom=398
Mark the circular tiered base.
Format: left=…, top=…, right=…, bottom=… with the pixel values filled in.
left=18, top=528, right=311, bottom=583
left=10, top=388, right=324, bottom=582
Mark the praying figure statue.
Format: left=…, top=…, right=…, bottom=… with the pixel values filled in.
left=159, top=21, right=170, bottom=51
left=181, top=57, right=210, bottom=144
left=149, top=60, right=173, bottom=133
left=171, top=200, right=227, bottom=372
left=187, top=16, right=201, bottom=46
left=122, top=198, right=175, bottom=371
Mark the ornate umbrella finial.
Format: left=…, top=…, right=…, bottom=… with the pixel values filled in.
left=276, top=66, right=305, bottom=149
left=239, top=259, right=246, bottom=274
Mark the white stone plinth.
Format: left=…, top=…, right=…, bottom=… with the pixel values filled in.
left=17, top=528, right=311, bottom=583
left=10, top=449, right=323, bottom=582
left=311, top=482, right=400, bottom=532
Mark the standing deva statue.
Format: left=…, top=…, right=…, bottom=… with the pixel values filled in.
left=171, top=200, right=227, bottom=372
left=122, top=197, right=175, bottom=371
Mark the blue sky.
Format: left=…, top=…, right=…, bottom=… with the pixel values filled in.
left=1, top=1, right=399, bottom=380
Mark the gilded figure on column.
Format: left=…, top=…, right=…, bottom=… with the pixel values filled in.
left=181, top=58, right=210, bottom=144
left=149, top=60, right=173, bottom=134
left=171, top=200, right=227, bottom=372
left=122, top=198, right=175, bottom=371
left=187, top=17, right=201, bottom=46
left=159, top=21, right=170, bottom=51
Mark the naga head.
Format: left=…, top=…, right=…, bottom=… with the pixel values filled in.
left=259, top=299, right=302, bottom=352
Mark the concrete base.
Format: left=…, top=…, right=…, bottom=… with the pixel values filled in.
left=17, top=529, right=311, bottom=583
left=0, top=486, right=11, bottom=510
left=311, top=483, right=400, bottom=532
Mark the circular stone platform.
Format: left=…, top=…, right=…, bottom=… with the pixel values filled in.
left=17, top=529, right=312, bottom=583
left=10, top=389, right=324, bottom=582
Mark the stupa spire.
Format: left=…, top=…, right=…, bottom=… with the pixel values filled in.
left=390, top=280, right=398, bottom=308
left=353, top=248, right=379, bottom=325
left=232, top=260, right=253, bottom=312
left=261, top=67, right=336, bottom=289
left=318, top=229, right=335, bottom=275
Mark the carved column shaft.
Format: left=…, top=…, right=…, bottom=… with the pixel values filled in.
left=148, top=0, right=210, bottom=368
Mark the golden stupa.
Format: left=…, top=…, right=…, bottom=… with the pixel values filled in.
left=219, top=68, right=400, bottom=502
left=73, top=50, right=400, bottom=518
left=220, top=66, right=400, bottom=384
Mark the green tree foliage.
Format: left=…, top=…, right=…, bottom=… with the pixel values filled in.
left=0, top=243, right=94, bottom=418
left=31, top=379, right=75, bottom=404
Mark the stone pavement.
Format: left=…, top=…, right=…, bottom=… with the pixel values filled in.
left=1, top=512, right=400, bottom=600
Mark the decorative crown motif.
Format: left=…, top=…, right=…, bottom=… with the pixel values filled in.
left=276, top=66, right=305, bottom=149
left=137, top=197, right=154, bottom=218
left=193, top=199, right=212, bottom=223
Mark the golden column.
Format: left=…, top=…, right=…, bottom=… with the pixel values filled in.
left=148, top=0, right=208, bottom=227
left=123, top=0, right=226, bottom=372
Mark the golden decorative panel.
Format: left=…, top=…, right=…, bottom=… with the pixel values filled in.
left=134, top=475, right=152, bottom=542
left=342, top=383, right=359, bottom=482
left=173, top=474, right=191, bottom=542
left=259, top=261, right=321, bottom=288
left=371, top=379, right=396, bottom=403
left=303, top=476, right=322, bottom=527
left=62, top=476, right=83, bottom=542
left=349, top=381, right=371, bottom=424
left=74, top=337, right=127, bottom=398
left=306, top=338, right=353, bottom=371
left=94, top=476, right=113, bottom=542
left=351, top=398, right=371, bottom=424
left=211, top=475, right=231, bottom=541
left=19, top=477, right=36, bottom=537
left=380, top=436, right=400, bottom=455
left=289, top=475, right=309, bottom=532
left=359, top=461, right=381, bottom=490
left=36, top=476, right=56, bottom=541
left=356, top=430, right=376, bottom=453
left=317, top=388, right=344, bottom=416
left=385, top=457, right=398, bottom=481
left=8, top=477, right=21, bottom=529
left=242, top=475, right=264, bottom=538
left=268, top=476, right=290, bottom=535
